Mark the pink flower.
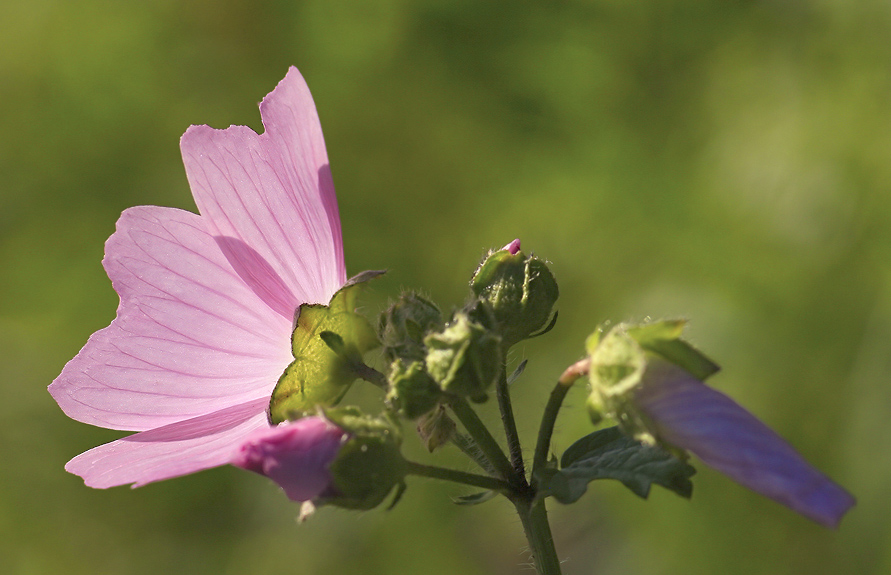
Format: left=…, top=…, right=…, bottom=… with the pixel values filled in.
left=49, top=67, right=347, bottom=492
left=232, top=417, right=348, bottom=501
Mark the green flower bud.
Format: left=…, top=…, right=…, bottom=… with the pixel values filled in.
left=424, top=312, right=503, bottom=399
left=470, top=241, right=558, bottom=349
left=386, top=359, right=443, bottom=419
left=317, top=408, right=407, bottom=511
left=379, top=292, right=444, bottom=362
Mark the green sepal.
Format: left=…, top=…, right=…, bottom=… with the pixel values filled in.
left=386, top=359, right=443, bottom=420
left=536, top=427, right=695, bottom=504
left=318, top=407, right=407, bottom=511
left=268, top=274, right=382, bottom=424
left=415, top=405, right=456, bottom=451
left=379, top=292, right=444, bottom=362
left=626, top=320, right=720, bottom=381
left=424, top=312, right=503, bottom=398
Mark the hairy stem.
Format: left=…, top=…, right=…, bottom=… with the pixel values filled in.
left=404, top=461, right=512, bottom=493
left=448, top=397, right=515, bottom=481
left=514, top=496, right=562, bottom=575
left=532, top=382, right=571, bottom=478
left=495, top=370, right=526, bottom=478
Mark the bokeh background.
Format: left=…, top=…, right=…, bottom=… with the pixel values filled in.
left=2, top=1, right=890, bottom=573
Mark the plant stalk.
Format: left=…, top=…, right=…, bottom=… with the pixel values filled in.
left=514, top=496, right=562, bottom=575
left=404, top=461, right=512, bottom=493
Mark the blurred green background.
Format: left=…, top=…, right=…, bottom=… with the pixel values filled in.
left=2, top=0, right=889, bottom=573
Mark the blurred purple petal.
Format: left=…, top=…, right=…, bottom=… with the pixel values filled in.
left=635, top=360, right=856, bottom=528
left=231, top=417, right=348, bottom=501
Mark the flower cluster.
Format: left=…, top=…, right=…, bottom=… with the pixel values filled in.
left=50, top=68, right=854, bottom=544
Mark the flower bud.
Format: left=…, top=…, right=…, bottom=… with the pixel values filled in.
left=316, top=408, right=407, bottom=510
left=386, top=358, right=443, bottom=419
left=470, top=241, right=558, bottom=349
left=586, top=320, right=855, bottom=527
left=379, top=292, right=444, bottom=362
left=231, top=417, right=348, bottom=502
left=424, top=312, right=503, bottom=400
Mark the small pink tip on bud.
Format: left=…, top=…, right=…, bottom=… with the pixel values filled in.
left=231, top=417, right=348, bottom=502
left=502, top=239, right=521, bottom=255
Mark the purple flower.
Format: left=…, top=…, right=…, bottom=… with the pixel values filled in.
left=232, top=417, right=348, bottom=501
left=49, top=68, right=347, bottom=490
left=634, top=359, right=856, bottom=528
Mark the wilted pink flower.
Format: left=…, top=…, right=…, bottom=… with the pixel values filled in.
left=49, top=67, right=347, bottom=492
left=232, top=417, right=348, bottom=501
left=635, top=359, right=856, bottom=528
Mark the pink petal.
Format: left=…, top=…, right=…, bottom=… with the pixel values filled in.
left=181, top=67, right=346, bottom=310
left=636, top=362, right=856, bottom=528
left=49, top=206, right=293, bottom=431
left=502, top=239, right=521, bottom=254
left=66, top=398, right=270, bottom=488
left=231, top=417, right=348, bottom=501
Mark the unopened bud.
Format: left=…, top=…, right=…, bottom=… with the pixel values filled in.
left=425, top=312, right=503, bottom=398
left=316, top=408, right=407, bottom=510
left=379, top=292, right=444, bottom=362
left=386, top=359, right=443, bottom=419
left=470, top=242, right=558, bottom=349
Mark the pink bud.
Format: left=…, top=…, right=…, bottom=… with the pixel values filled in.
left=502, top=239, right=521, bottom=255
left=231, top=417, right=348, bottom=501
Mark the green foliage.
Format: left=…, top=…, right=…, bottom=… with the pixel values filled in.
left=537, top=427, right=695, bottom=503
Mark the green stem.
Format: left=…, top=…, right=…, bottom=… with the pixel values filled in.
left=351, top=362, right=387, bottom=389
left=404, top=461, right=512, bottom=493
left=514, top=496, right=562, bottom=575
left=495, top=370, right=526, bottom=478
left=532, top=382, right=571, bottom=477
left=532, top=360, right=587, bottom=479
left=448, top=397, right=515, bottom=481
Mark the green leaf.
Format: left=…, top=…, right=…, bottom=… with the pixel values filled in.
left=268, top=277, right=380, bottom=423
left=539, top=427, right=695, bottom=503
